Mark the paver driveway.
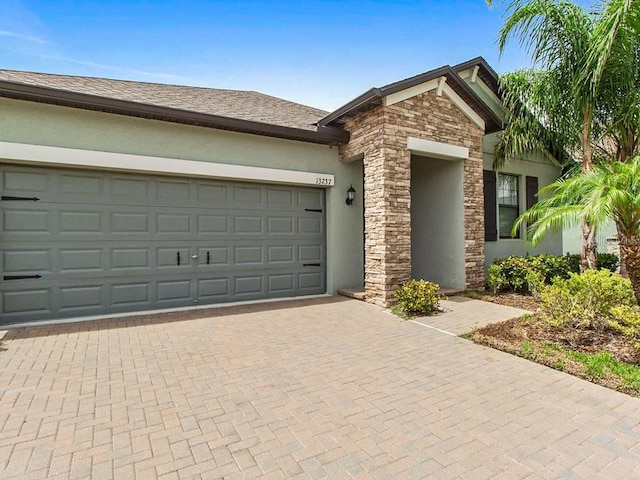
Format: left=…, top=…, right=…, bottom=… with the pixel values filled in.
left=1, top=296, right=640, bottom=479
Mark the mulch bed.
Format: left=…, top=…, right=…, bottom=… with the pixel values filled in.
left=464, top=292, right=640, bottom=397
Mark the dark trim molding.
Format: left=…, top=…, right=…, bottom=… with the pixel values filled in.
left=0, top=80, right=350, bottom=146
left=318, top=63, right=502, bottom=133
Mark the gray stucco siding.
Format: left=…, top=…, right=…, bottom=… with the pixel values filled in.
left=0, top=98, right=364, bottom=300
left=483, top=133, right=563, bottom=270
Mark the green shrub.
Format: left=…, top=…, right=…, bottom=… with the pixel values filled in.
left=540, top=270, right=635, bottom=331
left=531, top=254, right=572, bottom=282
left=487, top=254, right=571, bottom=294
left=563, top=252, right=619, bottom=273
left=487, top=256, right=534, bottom=293
left=487, top=264, right=508, bottom=294
left=487, top=253, right=621, bottom=295
left=597, top=252, right=620, bottom=272
left=609, top=305, right=640, bottom=345
left=393, top=279, right=442, bottom=316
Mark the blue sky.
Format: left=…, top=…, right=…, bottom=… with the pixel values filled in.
left=0, top=0, right=594, bottom=111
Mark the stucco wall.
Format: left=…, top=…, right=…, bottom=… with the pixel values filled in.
left=483, top=132, right=563, bottom=269
left=411, top=155, right=465, bottom=289
left=563, top=222, right=617, bottom=254
left=0, top=98, right=364, bottom=294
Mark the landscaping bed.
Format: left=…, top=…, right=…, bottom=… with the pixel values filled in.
left=466, top=292, right=640, bottom=397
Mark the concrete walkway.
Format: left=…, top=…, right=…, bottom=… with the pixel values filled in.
left=1, top=296, right=639, bottom=479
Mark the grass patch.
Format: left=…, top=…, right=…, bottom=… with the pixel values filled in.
left=471, top=314, right=640, bottom=397
left=565, top=350, right=640, bottom=389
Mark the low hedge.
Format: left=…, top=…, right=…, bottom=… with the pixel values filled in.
left=487, top=253, right=620, bottom=295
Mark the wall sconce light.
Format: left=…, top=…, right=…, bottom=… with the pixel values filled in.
left=346, top=185, right=356, bottom=205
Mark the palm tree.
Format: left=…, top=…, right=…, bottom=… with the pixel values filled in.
left=585, top=0, right=640, bottom=164
left=515, top=158, right=640, bottom=303
left=487, top=0, right=601, bottom=270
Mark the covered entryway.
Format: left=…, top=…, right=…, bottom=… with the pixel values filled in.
left=0, top=164, right=326, bottom=325
left=410, top=154, right=466, bottom=289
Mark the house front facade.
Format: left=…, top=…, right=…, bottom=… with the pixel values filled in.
left=0, top=57, right=561, bottom=325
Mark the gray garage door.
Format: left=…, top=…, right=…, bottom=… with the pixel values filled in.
left=0, top=164, right=326, bottom=325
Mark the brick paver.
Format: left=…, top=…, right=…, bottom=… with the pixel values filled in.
left=1, top=296, right=639, bottom=479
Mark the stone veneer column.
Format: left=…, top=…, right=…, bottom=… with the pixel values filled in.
left=363, top=147, right=412, bottom=306
left=339, top=90, right=486, bottom=306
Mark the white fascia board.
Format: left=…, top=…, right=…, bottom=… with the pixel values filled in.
left=0, top=141, right=335, bottom=187
left=407, top=137, right=469, bottom=161
left=383, top=78, right=439, bottom=106
left=441, top=84, right=485, bottom=130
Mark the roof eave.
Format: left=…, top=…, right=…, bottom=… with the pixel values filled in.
left=317, top=88, right=382, bottom=127
left=442, top=68, right=503, bottom=133
left=0, top=80, right=349, bottom=146
left=319, top=64, right=502, bottom=133
left=451, top=56, right=501, bottom=97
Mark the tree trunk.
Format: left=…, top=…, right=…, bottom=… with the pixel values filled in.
left=619, top=234, right=640, bottom=305
left=580, top=220, right=598, bottom=271
left=579, top=113, right=597, bottom=271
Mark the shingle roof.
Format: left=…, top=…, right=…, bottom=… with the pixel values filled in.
left=0, top=69, right=328, bottom=131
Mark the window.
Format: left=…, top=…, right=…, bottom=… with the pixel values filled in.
left=498, top=174, right=519, bottom=238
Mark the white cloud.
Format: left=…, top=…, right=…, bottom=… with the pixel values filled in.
left=0, top=29, right=56, bottom=45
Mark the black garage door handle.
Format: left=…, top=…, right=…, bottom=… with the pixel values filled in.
left=303, top=263, right=321, bottom=267
left=4, top=275, right=42, bottom=280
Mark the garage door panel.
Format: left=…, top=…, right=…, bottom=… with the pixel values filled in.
left=196, top=247, right=229, bottom=266
left=197, top=278, right=229, bottom=300
left=234, top=216, right=263, bottom=234
left=3, top=249, right=50, bottom=273
left=198, top=214, right=230, bottom=233
left=59, top=172, right=103, bottom=196
left=157, top=179, right=192, bottom=202
left=111, top=176, right=150, bottom=199
left=111, top=248, right=150, bottom=270
left=59, top=248, right=103, bottom=272
left=4, top=209, right=49, bottom=233
left=235, top=275, right=263, bottom=295
left=3, top=288, right=51, bottom=315
left=299, top=271, right=323, bottom=290
left=1, top=164, right=326, bottom=324
left=157, top=280, right=192, bottom=303
left=234, top=185, right=263, bottom=204
left=59, top=285, right=103, bottom=313
left=197, top=183, right=229, bottom=203
left=267, top=187, right=294, bottom=205
left=234, top=246, right=263, bottom=265
left=299, top=245, right=322, bottom=262
left=112, top=282, right=150, bottom=307
left=2, top=169, right=49, bottom=192
left=298, top=190, right=323, bottom=209
left=268, top=274, right=295, bottom=293
left=299, top=217, right=322, bottom=234
left=158, top=214, right=191, bottom=233
left=268, top=246, right=294, bottom=263
left=60, top=210, right=103, bottom=233
left=157, top=247, right=190, bottom=268
left=268, top=217, right=294, bottom=234
left=111, top=212, right=150, bottom=233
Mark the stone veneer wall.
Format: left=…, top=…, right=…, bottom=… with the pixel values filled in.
left=339, top=90, right=485, bottom=306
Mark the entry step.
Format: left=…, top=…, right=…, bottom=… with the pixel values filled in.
left=337, top=288, right=366, bottom=300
